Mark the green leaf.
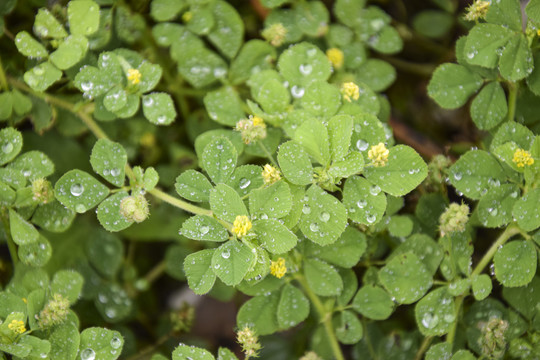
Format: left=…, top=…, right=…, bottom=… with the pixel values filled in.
left=103, top=86, right=127, bottom=112
left=304, top=258, right=343, bottom=296
left=249, top=181, right=291, bottom=220
left=387, top=215, right=413, bottom=237
left=49, top=35, right=89, bottom=70
left=237, top=292, right=280, bottom=335
left=379, top=252, right=432, bottom=304
left=299, top=185, right=348, bottom=246
left=349, top=112, right=387, bottom=155
left=448, top=150, right=506, bottom=200
left=150, top=0, right=185, bottom=21
left=90, top=139, right=127, bottom=187
left=412, top=10, right=453, bottom=39
left=15, top=31, right=48, bottom=58
left=18, top=234, right=52, bottom=267
left=300, top=81, right=341, bottom=119
left=513, top=188, right=540, bottom=232
left=470, top=82, right=507, bottom=130
left=204, top=87, right=245, bottom=126
left=256, top=79, right=290, bottom=114
left=368, top=26, right=403, bottom=54
left=472, top=274, right=492, bottom=300
left=32, top=200, right=75, bottom=232
left=54, top=170, right=110, bottom=213
left=295, top=1, right=329, bottom=37
left=12, top=90, right=32, bottom=116
left=278, top=42, right=332, bottom=86
left=97, top=192, right=134, bottom=232
left=0, top=92, right=12, bottom=120
left=451, top=350, right=476, bottom=360
left=74, top=66, right=111, bottom=99
left=477, top=184, right=519, bottom=228
left=210, top=183, right=247, bottom=223
left=229, top=40, right=276, bottom=85
left=343, top=175, right=386, bottom=225
left=85, top=231, right=123, bottom=279
left=494, top=240, right=537, bottom=287
left=175, top=170, right=213, bottom=202
left=277, top=141, right=313, bottom=185
left=337, top=269, right=358, bottom=306
left=9, top=208, right=38, bottom=245
left=490, top=121, right=535, bottom=152
left=51, top=270, right=84, bottom=303
left=328, top=114, right=353, bottom=162
left=79, top=327, right=124, bottom=360
left=328, top=151, right=365, bottom=180
left=305, top=227, right=366, bottom=268
left=253, top=219, right=297, bottom=254
left=95, top=283, right=132, bottom=322
left=294, top=119, right=330, bottom=166
left=173, top=344, right=215, bottom=360
left=0, top=181, right=16, bottom=206
left=184, top=249, right=217, bottom=295
left=0, top=127, right=23, bottom=165
left=502, top=276, right=540, bottom=320
left=201, top=137, right=237, bottom=185
left=49, top=323, right=80, bottom=360
left=181, top=215, right=228, bottom=242
left=207, top=0, right=243, bottom=59
left=464, top=24, right=513, bottom=68
left=226, top=165, right=264, bottom=197
left=244, top=246, right=270, bottom=283
left=176, top=46, right=227, bottom=88
left=34, top=8, right=67, bottom=38
left=499, top=34, right=533, bottom=81
left=185, top=6, right=215, bottom=35
left=389, top=234, right=443, bottom=275
left=427, top=63, right=483, bottom=109
left=527, top=0, right=540, bottom=23
left=334, top=310, right=363, bottom=345
left=8, top=151, right=54, bottom=183
left=277, top=284, right=309, bottom=329
left=334, top=0, right=367, bottom=28
left=426, top=343, right=452, bottom=360
left=68, top=0, right=100, bottom=36
left=352, top=285, right=394, bottom=320
left=24, top=61, right=62, bottom=92
left=211, top=240, right=255, bottom=286
left=415, top=287, right=455, bottom=336
left=217, top=347, right=239, bottom=360
left=486, top=0, right=522, bottom=31
left=363, top=145, right=428, bottom=196
left=142, top=92, right=177, bottom=125
left=356, top=59, right=396, bottom=92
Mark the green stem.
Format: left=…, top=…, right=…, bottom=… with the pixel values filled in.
left=471, top=225, right=520, bottom=277
left=149, top=188, right=213, bottom=217
left=0, top=56, right=9, bottom=91
left=144, top=260, right=166, bottom=284
left=380, top=56, right=436, bottom=77
left=258, top=141, right=279, bottom=168
left=446, top=295, right=464, bottom=345
left=506, top=81, right=518, bottom=122
left=1, top=210, right=18, bottom=265
left=414, top=336, right=433, bottom=360
left=295, top=274, right=344, bottom=360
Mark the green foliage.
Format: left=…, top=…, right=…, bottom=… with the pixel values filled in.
left=0, top=0, right=539, bottom=359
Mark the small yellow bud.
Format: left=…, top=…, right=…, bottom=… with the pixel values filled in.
left=368, top=143, right=389, bottom=167
left=232, top=215, right=252, bottom=238
left=22, top=298, right=27, bottom=304
left=140, top=132, right=156, bottom=147
left=127, top=68, right=141, bottom=85
left=341, top=82, right=359, bottom=102
left=235, top=116, right=267, bottom=144
left=537, top=29, right=540, bottom=37
left=270, top=257, right=287, bottom=279
left=262, top=23, right=287, bottom=47
left=262, top=164, right=281, bottom=185
left=326, top=48, right=344, bottom=70
left=512, top=148, right=534, bottom=168
left=8, top=320, right=26, bottom=334
left=182, top=11, right=193, bottom=23
left=464, top=0, right=490, bottom=21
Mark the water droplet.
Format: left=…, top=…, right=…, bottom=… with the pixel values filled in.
left=369, top=185, right=381, bottom=196
left=302, top=205, right=311, bottom=214
left=291, top=85, right=305, bottom=98
left=110, top=336, right=122, bottom=349
left=80, top=348, right=96, bottom=360
left=319, top=212, right=330, bottom=222
left=221, top=250, right=231, bottom=259
left=453, top=172, right=462, bottom=181
left=70, top=183, right=84, bottom=197
left=421, top=313, right=439, bottom=329
left=75, top=204, right=86, bottom=213
left=143, top=97, right=154, bottom=106
left=310, top=223, right=319, bottom=232
left=110, top=168, right=121, bottom=177
left=366, top=214, right=376, bottom=224
left=356, top=139, right=368, bottom=151
left=443, top=314, right=455, bottom=323
left=200, top=226, right=209, bottom=235
left=356, top=199, right=367, bottom=209
left=239, top=178, right=251, bottom=189
left=299, top=64, right=313, bottom=75
left=2, top=142, right=13, bottom=154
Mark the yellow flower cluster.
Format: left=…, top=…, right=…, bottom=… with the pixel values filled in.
left=512, top=148, right=534, bottom=168
left=8, top=320, right=26, bottom=334
left=235, top=116, right=267, bottom=144
left=262, top=164, right=281, bottom=185
left=341, top=82, right=359, bottom=102
left=270, top=258, right=287, bottom=279
left=326, top=48, right=344, bottom=69
left=127, top=68, right=141, bottom=85
left=464, top=0, right=490, bottom=21
left=232, top=215, right=252, bottom=238
left=368, top=143, right=389, bottom=167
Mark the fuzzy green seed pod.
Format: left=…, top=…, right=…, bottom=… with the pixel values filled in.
left=31, top=178, right=54, bottom=204
left=439, top=203, right=469, bottom=237
left=120, top=194, right=149, bottom=223
left=39, top=293, right=70, bottom=328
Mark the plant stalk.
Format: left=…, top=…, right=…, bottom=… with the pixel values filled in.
left=1, top=210, right=18, bottom=265
left=0, top=56, right=9, bottom=91
left=506, top=81, right=518, bottom=122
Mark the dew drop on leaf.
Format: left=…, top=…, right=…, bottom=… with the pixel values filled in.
left=70, top=183, right=84, bottom=196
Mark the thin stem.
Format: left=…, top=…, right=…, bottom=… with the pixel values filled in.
left=471, top=225, right=520, bottom=277
left=125, top=333, right=171, bottom=360
left=149, top=188, right=212, bottom=217
left=144, top=260, right=166, bottom=284
left=0, top=56, right=9, bottom=91
left=295, top=274, right=345, bottom=360
left=414, top=336, right=433, bottom=360
left=446, top=295, right=464, bottom=345
left=1, top=210, right=18, bottom=265
left=506, top=81, right=518, bottom=122
left=258, top=141, right=279, bottom=168
left=380, top=56, right=436, bottom=77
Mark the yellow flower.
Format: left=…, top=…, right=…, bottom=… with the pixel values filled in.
left=262, top=164, right=281, bottom=185
left=8, top=320, right=26, bottom=334
left=127, top=68, right=141, bottom=85
left=262, top=23, right=287, bottom=47
left=182, top=11, right=193, bottom=23
left=368, top=143, right=389, bottom=167
left=512, top=148, right=534, bottom=168
left=270, top=258, right=287, bottom=279
left=326, top=48, right=344, bottom=70
left=235, top=116, right=267, bottom=144
left=232, top=215, right=252, bottom=238
left=464, top=0, right=490, bottom=21
left=341, top=82, right=359, bottom=102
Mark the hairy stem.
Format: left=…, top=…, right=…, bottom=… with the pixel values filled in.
left=258, top=141, right=279, bottom=168
left=414, top=336, right=433, bottom=360
left=148, top=188, right=212, bottom=216
left=295, top=274, right=344, bottom=360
